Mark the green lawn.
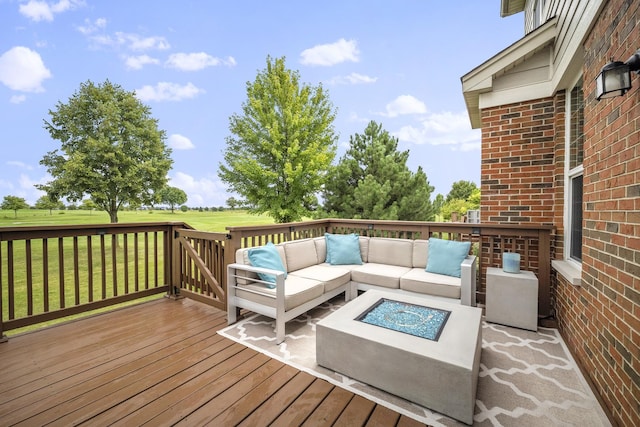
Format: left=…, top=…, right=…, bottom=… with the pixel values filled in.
left=0, top=208, right=275, bottom=232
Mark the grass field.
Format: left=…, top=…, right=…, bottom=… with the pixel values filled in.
left=0, top=208, right=275, bottom=232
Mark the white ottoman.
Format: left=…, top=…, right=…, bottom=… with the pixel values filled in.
left=486, top=267, right=538, bottom=331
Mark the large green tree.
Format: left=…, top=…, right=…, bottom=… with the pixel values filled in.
left=440, top=182, right=480, bottom=221
left=1, top=195, right=29, bottom=218
left=446, top=180, right=478, bottom=202
left=34, top=195, right=64, bottom=215
left=322, top=121, right=435, bottom=221
left=218, top=56, right=337, bottom=223
left=159, top=186, right=187, bottom=213
left=37, top=80, right=173, bottom=223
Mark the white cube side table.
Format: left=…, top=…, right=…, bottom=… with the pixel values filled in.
left=486, top=267, right=538, bottom=331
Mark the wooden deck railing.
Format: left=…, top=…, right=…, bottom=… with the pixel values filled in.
left=173, top=228, right=227, bottom=310
left=1, top=219, right=555, bottom=338
left=0, top=222, right=189, bottom=338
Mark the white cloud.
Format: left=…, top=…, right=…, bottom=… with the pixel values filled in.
left=1, top=173, right=49, bottom=205
left=165, top=53, right=236, bottom=71
left=91, top=32, right=170, bottom=51
left=125, top=55, right=159, bottom=70
left=117, top=32, right=170, bottom=51
left=168, top=134, right=195, bottom=150
left=395, top=111, right=481, bottom=151
left=327, top=72, right=377, bottom=85
left=347, top=111, right=370, bottom=124
left=10, top=94, right=27, bottom=104
left=379, top=95, right=427, bottom=118
left=7, top=161, right=34, bottom=170
left=77, top=17, right=107, bottom=35
left=19, top=0, right=84, bottom=22
left=0, top=46, right=52, bottom=92
left=300, top=38, right=359, bottom=66
left=135, top=82, right=204, bottom=102
left=169, top=172, right=229, bottom=207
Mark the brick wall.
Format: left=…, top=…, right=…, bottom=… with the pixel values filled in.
left=480, top=98, right=557, bottom=226
left=565, top=0, right=640, bottom=424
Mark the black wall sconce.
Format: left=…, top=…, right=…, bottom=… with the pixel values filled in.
left=596, top=49, right=640, bottom=100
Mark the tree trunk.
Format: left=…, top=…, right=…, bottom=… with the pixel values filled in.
left=109, top=200, right=118, bottom=223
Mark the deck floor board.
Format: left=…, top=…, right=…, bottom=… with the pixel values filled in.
left=0, top=297, right=427, bottom=426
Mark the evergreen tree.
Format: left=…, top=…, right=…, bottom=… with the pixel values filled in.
left=322, top=121, right=434, bottom=220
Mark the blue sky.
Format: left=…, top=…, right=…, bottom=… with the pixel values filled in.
left=1, top=1, right=524, bottom=208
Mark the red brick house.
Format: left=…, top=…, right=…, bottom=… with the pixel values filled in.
left=462, top=0, right=639, bottom=425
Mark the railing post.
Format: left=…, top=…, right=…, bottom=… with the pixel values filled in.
left=169, top=224, right=182, bottom=299
left=224, top=230, right=242, bottom=266
left=0, top=240, right=6, bottom=343
left=0, top=293, right=6, bottom=342
left=224, top=229, right=242, bottom=311
left=538, top=229, right=552, bottom=317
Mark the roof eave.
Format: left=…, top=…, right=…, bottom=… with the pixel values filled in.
left=500, top=0, right=526, bottom=17
left=461, top=17, right=558, bottom=129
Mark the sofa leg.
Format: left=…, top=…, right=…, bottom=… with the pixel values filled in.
left=228, top=304, right=237, bottom=325
left=275, top=320, right=285, bottom=344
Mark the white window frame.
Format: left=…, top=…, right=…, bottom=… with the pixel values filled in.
left=564, top=74, right=583, bottom=267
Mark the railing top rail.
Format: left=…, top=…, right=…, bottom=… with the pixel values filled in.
left=0, top=221, right=192, bottom=241
left=225, top=218, right=555, bottom=233
left=225, top=219, right=328, bottom=232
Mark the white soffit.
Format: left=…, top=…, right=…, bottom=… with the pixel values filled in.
left=461, top=17, right=557, bottom=129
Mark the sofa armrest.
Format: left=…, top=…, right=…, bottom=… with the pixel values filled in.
left=460, top=255, right=477, bottom=306
left=227, top=263, right=287, bottom=317
left=227, top=263, right=285, bottom=288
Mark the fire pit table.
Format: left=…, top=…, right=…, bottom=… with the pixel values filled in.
left=316, top=289, right=482, bottom=425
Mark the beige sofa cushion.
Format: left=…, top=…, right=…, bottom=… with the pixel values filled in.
left=237, top=244, right=288, bottom=271
left=351, top=263, right=411, bottom=289
left=412, top=239, right=429, bottom=268
left=400, top=268, right=461, bottom=299
left=290, top=265, right=351, bottom=292
left=315, top=235, right=370, bottom=263
left=358, top=237, right=370, bottom=263
left=367, top=237, right=413, bottom=267
left=234, top=275, right=324, bottom=311
left=284, top=238, right=319, bottom=272
left=313, top=237, right=327, bottom=263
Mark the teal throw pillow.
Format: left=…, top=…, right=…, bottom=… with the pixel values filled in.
left=247, top=242, right=286, bottom=288
left=425, top=237, right=471, bottom=278
left=325, top=233, right=363, bottom=265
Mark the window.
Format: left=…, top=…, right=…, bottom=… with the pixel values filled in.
left=566, top=77, right=584, bottom=262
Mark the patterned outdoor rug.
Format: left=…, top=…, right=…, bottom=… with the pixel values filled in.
left=218, top=297, right=610, bottom=426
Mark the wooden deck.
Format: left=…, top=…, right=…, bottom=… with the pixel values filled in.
left=0, top=297, right=428, bottom=426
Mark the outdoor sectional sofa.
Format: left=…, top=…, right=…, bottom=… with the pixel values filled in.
left=227, top=234, right=477, bottom=343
